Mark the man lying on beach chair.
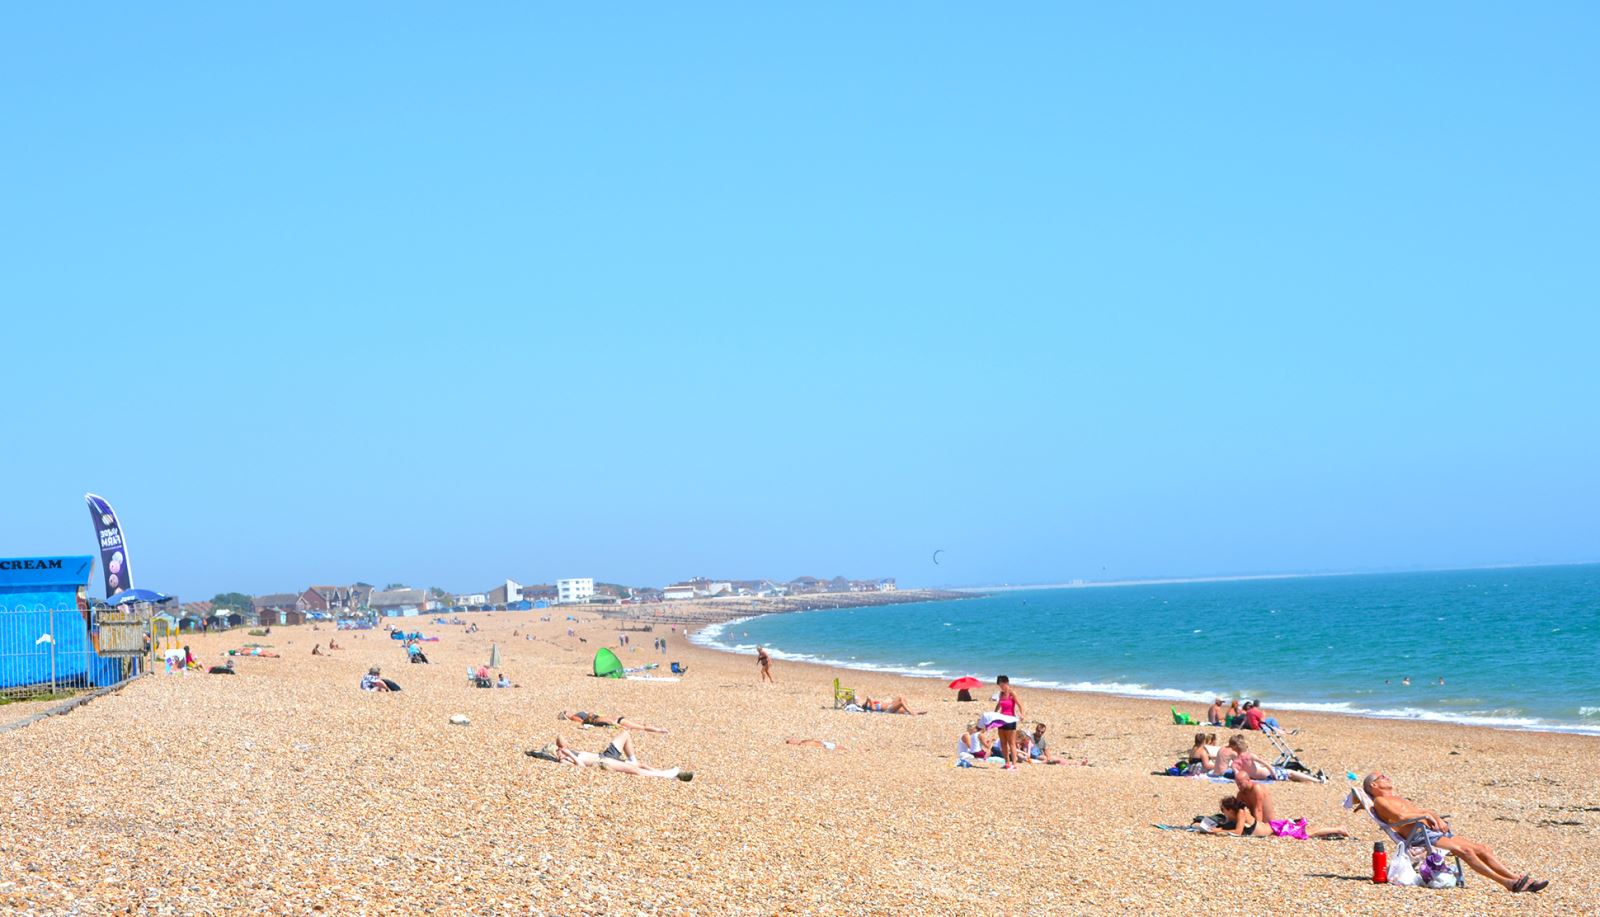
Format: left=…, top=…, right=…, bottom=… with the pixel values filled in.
left=1350, top=773, right=1548, bottom=893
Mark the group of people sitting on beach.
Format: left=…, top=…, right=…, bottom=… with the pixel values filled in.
left=958, top=720, right=1087, bottom=767
left=1205, top=698, right=1281, bottom=732
left=334, top=621, right=1556, bottom=894
left=1175, top=732, right=1327, bottom=783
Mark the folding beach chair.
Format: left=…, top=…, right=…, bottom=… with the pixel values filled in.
left=1345, top=784, right=1464, bottom=888
left=1257, top=724, right=1320, bottom=773
left=833, top=677, right=856, bottom=709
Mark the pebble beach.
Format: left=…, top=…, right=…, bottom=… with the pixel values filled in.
left=1, top=608, right=1595, bottom=916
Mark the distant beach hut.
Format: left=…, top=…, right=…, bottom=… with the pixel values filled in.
left=592, top=647, right=624, bottom=679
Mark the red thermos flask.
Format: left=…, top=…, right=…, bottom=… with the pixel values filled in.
left=1372, top=841, right=1387, bottom=883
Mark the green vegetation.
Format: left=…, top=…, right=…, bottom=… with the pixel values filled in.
left=211, top=592, right=253, bottom=613
left=0, top=689, right=78, bottom=706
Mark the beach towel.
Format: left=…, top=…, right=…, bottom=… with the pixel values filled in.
left=979, top=712, right=1018, bottom=730
left=1165, top=770, right=1286, bottom=784
left=1269, top=818, right=1310, bottom=840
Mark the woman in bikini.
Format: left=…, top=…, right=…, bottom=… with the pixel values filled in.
left=1206, top=796, right=1271, bottom=836
left=995, top=675, right=1024, bottom=770
left=1186, top=733, right=1215, bottom=772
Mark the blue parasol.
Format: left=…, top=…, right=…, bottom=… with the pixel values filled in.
left=107, top=588, right=173, bottom=606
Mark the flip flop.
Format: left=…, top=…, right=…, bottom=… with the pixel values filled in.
left=1511, top=875, right=1530, bottom=892
left=1526, top=878, right=1549, bottom=893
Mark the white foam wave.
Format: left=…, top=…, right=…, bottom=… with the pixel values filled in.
left=689, top=615, right=1600, bottom=736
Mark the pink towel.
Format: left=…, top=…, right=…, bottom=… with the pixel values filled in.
left=1269, top=818, right=1309, bottom=840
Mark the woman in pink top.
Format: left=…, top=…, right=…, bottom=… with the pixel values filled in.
left=994, top=675, right=1024, bottom=769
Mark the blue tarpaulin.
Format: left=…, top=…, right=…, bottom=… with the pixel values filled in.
left=0, top=556, right=125, bottom=690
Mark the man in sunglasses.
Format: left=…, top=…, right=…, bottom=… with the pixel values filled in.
left=1364, top=773, right=1548, bottom=893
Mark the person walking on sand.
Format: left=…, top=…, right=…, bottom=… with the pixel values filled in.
left=994, top=675, right=1024, bottom=770
left=757, top=646, right=774, bottom=683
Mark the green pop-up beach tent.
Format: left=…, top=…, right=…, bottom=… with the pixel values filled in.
left=592, top=647, right=624, bottom=678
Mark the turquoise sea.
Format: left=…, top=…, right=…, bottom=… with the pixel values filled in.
left=694, top=564, right=1600, bottom=735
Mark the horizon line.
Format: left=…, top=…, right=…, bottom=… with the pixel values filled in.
left=940, top=559, right=1600, bottom=593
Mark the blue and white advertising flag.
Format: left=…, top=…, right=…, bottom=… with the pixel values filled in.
left=84, top=493, right=133, bottom=599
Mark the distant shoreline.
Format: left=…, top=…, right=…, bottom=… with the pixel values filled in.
left=584, top=587, right=974, bottom=626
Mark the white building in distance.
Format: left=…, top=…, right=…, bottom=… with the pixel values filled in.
left=557, top=578, right=594, bottom=604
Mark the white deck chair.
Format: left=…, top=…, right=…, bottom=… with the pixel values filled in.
left=1345, top=784, right=1464, bottom=887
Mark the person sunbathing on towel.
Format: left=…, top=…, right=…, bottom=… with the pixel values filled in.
left=786, top=738, right=847, bottom=750
left=860, top=695, right=924, bottom=715
left=556, top=710, right=668, bottom=733
left=538, top=734, right=692, bottom=780
left=1230, top=737, right=1325, bottom=784
left=1220, top=771, right=1349, bottom=839
left=1364, top=773, right=1547, bottom=893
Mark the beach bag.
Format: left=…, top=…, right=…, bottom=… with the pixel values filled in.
left=1387, top=851, right=1422, bottom=886
left=1416, top=848, right=1459, bottom=888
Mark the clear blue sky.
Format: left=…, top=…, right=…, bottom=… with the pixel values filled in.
left=3, top=4, right=1596, bottom=598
